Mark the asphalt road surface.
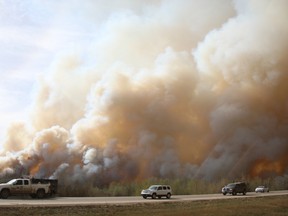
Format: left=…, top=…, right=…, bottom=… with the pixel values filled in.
left=0, top=190, right=287, bottom=207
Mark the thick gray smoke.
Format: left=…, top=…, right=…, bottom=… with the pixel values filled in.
left=1, top=0, right=288, bottom=189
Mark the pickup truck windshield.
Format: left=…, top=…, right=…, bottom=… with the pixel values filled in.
left=7, top=179, right=17, bottom=184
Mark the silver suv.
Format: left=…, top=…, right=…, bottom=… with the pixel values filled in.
left=141, top=185, right=172, bottom=199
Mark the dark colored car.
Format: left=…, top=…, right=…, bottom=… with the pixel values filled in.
left=222, top=182, right=247, bottom=195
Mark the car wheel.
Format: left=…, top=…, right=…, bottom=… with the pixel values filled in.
left=142, top=195, right=147, bottom=199
left=37, top=189, right=45, bottom=199
left=0, top=189, right=9, bottom=199
left=222, top=192, right=227, bottom=195
left=152, top=193, right=157, bottom=199
left=166, top=193, right=171, bottom=199
left=232, top=191, right=237, bottom=196
left=243, top=191, right=246, bottom=195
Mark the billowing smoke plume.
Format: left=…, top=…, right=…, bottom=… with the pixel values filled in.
left=1, top=0, right=288, bottom=188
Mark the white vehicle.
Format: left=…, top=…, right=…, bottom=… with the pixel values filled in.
left=141, top=185, right=172, bottom=199
left=0, top=178, right=58, bottom=199
left=255, top=186, right=269, bottom=193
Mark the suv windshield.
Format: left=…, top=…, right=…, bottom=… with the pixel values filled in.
left=149, top=186, right=158, bottom=190
left=227, top=183, right=236, bottom=188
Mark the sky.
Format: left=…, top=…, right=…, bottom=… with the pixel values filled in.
left=0, top=0, right=97, bottom=145
left=0, top=0, right=288, bottom=191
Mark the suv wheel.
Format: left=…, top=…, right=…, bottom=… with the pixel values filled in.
left=152, top=193, right=157, bottom=199
left=232, top=191, right=237, bottom=196
left=166, top=193, right=171, bottom=199
left=142, top=195, right=147, bottom=199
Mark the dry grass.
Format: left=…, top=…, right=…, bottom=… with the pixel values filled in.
left=1, top=195, right=287, bottom=216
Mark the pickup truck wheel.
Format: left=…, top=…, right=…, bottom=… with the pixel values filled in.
left=37, top=189, right=45, bottom=199
left=1, top=189, right=9, bottom=199
left=152, top=193, right=157, bottom=199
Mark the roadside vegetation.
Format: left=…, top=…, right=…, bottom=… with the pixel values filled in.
left=58, top=176, right=288, bottom=197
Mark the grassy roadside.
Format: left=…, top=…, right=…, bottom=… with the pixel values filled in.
left=1, top=195, right=287, bottom=216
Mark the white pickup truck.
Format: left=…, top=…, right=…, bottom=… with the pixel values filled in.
left=0, top=178, right=58, bottom=199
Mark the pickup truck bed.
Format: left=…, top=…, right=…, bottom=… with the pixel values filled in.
left=31, top=178, right=58, bottom=195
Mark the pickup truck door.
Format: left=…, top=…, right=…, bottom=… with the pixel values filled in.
left=10, top=179, right=24, bottom=194
left=22, top=179, right=31, bottom=194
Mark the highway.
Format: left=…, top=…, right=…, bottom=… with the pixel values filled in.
left=0, top=190, right=287, bottom=207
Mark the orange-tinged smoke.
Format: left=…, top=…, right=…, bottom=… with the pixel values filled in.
left=249, top=159, right=286, bottom=177
left=1, top=0, right=288, bottom=189
left=30, top=163, right=41, bottom=176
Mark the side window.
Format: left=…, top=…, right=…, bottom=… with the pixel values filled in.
left=24, top=180, right=29, bottom=185
left=16, top=180, right=23, bottom=185
left=158, top=186, right=162, bottom=190
left=163, top=186, right=167, bottom=190
left=167, top=186, right=170, bottom=190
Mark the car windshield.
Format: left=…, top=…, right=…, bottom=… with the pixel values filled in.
left=7, top=179, right=17, bottom=184
left=258, top=186, right=264, bottom=188
left=149, top=186, right=158, bottom=190
left=227, top=183, right=236, bottom=188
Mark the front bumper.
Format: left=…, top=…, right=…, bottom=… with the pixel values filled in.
left=141, top=190, right=153, bottom=196
left=222, top=188, right=233, bottom=194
